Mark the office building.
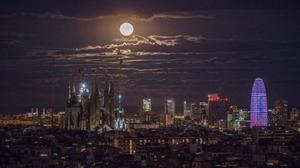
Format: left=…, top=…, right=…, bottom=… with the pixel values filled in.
left=250, top=78, right=268, bottom=128
left=164, top=98, right=175, bottom=125
left=272, top=100, right=288, bottom=126
left=208, top=93, right=229, bottom=128
left=141, top=98, right=152, bottom=121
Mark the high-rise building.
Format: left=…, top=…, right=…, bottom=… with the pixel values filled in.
left=183, top=101, right=190, bottom=118
left=142, top=98, right=151, bottom=121
left=238, top=108, right=251, bottom=129
left=190, top=102, right=208, bottom=124
left=199, top=102, right=208, bottom=122
left=227, top=105, right=240, bottom=130
left=142, top=98, right=152, bottom=112
left=183, top=101, right=208, bottom=125
left=250, top=77, right=268, bottom=128
left=42, top=108, right=46, bottom=119
left=272, top=100, right=288, bottom=126
left=164, top=98, right=175, bottom=125
left=290, top=108, right=300, bottom=123
left=208, top=93, right=229, bottom=128
left=190, top=102, right=199, bottom=117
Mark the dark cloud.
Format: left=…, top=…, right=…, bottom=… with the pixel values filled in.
left=0, top=0, right=299, bottom=20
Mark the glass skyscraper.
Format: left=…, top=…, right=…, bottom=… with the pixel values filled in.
left=250, top=78, right=268, bottom=128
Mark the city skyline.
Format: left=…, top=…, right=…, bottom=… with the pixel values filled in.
left=1, top=0, right=300, bottom=113
left=1, top=76, right=294, bottom=113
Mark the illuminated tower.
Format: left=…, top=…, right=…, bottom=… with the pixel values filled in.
left=183, top=101, right=191, bottom=118
left=142, top=98, right=152, bottom=112
left=250, top=78, right=268, bottom=128
left=164, top=98, right=175, bottom=125
left=142, top=98, right=151, bottom=121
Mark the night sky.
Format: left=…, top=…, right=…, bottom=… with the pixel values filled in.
left=1, top=0, right=300, bottom=113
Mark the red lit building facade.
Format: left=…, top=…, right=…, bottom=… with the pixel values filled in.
left=208, top=93, right=229, bottom=128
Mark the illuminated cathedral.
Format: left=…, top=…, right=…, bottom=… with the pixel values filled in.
left=62, top=79, right=125, bottom=131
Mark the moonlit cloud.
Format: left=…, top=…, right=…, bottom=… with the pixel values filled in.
left=129, top=12, right=215, bottom=21
left=75, top=34, right=206, bottom=52
left=148, top=35, right=206, bottom=46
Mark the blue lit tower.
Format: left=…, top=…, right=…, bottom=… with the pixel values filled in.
left=250, top=78, right=268, bottom=128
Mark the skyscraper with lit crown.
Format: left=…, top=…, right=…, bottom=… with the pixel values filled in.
left=250, top=77, right=268, bottom=128
left=164, top=98, right=175, bottom=125
left=208, top=93, right=229, bottom=128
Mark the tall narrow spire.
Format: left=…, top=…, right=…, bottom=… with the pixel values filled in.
left=118, top=58, right=123, bottom=108
left=68, top=81, right=71, bottom=104
left=104, top=80, right=109, bottom=98
left=72, top=79, right=76, bottom=94
left=109, top=81, right=114, bottom=97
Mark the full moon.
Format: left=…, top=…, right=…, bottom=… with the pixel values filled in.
left=120, top=22, right=134, bottom=36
